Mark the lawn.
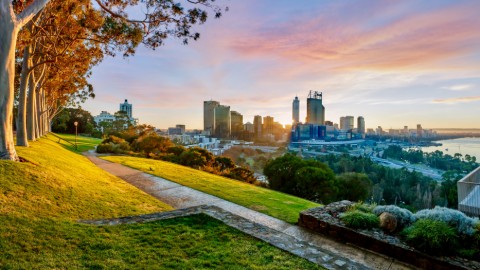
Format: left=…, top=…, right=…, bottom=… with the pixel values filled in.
left=0, top=136, right=322, bottom=269
left=102, top=156, right=321, bottom=223
left=52, top=133, right=102, bottom=152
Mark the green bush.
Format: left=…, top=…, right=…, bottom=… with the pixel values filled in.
left=102, top=135, right=126, bottom=145
left=349, top=202, right=375, bottom=213
left=402, top=219, right=458, bottom=255
left=96, top=143, right=113, bottom=153
left=414, top=206, right=479, bottom=236
left=340, top=210, right=379, bottom=229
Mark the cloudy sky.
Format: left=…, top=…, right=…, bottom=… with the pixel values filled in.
left=83, top=0, right=480, bottom=130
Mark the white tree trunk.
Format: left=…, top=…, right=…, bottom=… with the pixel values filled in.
left=26, top=73, right=37, bottom=141
left=35, top=88, right=41, bottom=139
left=0, top=4, right=19, bottom=160
left=16, top=46, right=31, bottom=147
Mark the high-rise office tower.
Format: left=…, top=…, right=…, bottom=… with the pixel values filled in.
left=340, top=117, right=346, bottom=130
left=263, top=116, right=274, bottom=135
left=120, top=99, right=133, bottom=118
left=176, top=124, right=186, bottom=134
left=306, top=91, right=325, bottom=125
left=214, top=105, right=231, bottom=138
left=253, top=115, right=263, bottom=138
left=292, top=96, right=300, bottom=124
left=345, top=116, right=354, bottom=130
left=417, top=124, right=423, bottom=138
left=244, top=122, right=254, bottom=133
left=357, top=116, right=365, bottom=134
left=230, top=111, right=243, bottom=137
left=204, top=100, right=220, bottom=135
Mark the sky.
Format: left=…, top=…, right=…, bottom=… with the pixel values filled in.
left=82, top=0, right=480, bottom=130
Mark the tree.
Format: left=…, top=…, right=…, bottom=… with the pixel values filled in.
left=112, top=111, right=131, bottom=131
left=51, top=108, right=95, bottom=134
left=295, top=166, right=337, bottom=203
left=336, top=173, right=372, bottom=202
left=1, top=0, right=226, bottom=160
left=264, top=153, right=305, bottom=193
left=264, top=153, right=337, bottom=202
left=214, top=156, right=235, bottom=172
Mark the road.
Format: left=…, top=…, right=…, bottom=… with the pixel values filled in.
left=293, top=148, right=444, bottom=180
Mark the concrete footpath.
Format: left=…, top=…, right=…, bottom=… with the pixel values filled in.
left=84, top=152, right=416, bottom=270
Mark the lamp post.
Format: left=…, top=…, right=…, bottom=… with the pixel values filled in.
left=74, top=121, right=78, bottom=150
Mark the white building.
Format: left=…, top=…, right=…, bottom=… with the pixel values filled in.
left=93, top=111, right=115, bottom=125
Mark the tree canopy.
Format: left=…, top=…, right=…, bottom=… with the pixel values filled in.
left=0, top=0, right=227, bottom=160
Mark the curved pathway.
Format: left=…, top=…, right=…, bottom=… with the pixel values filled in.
left=84, top=152, right=416, bottom=270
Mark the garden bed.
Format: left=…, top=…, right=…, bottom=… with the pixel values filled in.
left=298, top=201, right=480, bottom=270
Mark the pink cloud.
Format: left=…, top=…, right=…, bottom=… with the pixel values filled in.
left=432, top=96, right=480, bottom=104
left=227, top=2, right=480, bottom=72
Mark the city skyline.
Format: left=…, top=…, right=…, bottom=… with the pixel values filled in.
left=82, top=0, right=480, bottom=129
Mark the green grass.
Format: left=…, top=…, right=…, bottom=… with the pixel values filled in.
left=0, top=136, right=322, bottom=269
left=52, top=133, right=102, bottom=152
left=102, top=156, right=321, bottom=223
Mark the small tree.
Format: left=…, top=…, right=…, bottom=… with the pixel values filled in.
left=337, top=173, right=372, bottom=202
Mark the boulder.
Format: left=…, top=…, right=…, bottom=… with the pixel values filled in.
left=379, top=212, right=397, bottom=233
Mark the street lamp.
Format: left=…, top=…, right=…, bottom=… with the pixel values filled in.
left=74, top=121, right=78, bottom=150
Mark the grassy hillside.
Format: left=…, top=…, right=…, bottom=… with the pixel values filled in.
left=0, top=135, right=322, bottom=269
left=102, top=156, right=320, bottom=223
left=53, top=133, right=102, bottom=152
left=1, top=135, right=171, bottom=220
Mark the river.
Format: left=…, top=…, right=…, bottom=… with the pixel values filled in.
left=420, top=137, right=480, bottom=161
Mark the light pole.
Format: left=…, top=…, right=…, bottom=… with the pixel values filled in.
left=74, top=121, right=78, bottom=150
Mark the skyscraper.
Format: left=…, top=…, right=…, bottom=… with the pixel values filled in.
left=357, top=116, right=365, bottom=134
left=417, top=124, right=423, bottom=138
left=292, top=96, right=300, bottom=124
left=345, top=116, right=354, bottom=130
left=306, top=91, right=325, bottom=125
left=204, top=100, right=219, bottom=135
left=230, top=111, right=243, bottom=137
left=253, top=115, right=263, bottom=138
left=340, top=116, right=354, bottom=130
left=263, top=116, right=274, bottom=135
left=119, top=99, right=133, bottom=118
left=214, top=105, right=231, bottom=138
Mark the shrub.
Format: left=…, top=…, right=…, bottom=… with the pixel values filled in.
left=373, top=205, right=416, bottom=229
left=96, top=143, right=113, bottom=153
left=349, top=202, right=376, bottom=213
left=224, top=167, right=257, bottom=184
left=402, top=219, right=458, bottom=255
left=340, top=210, right=379, bottom=229
left=102, top=135, right=126, bottom=145
left=111, top=141, right=130, bottom=154
left=414, top=206, right=479, bottom=236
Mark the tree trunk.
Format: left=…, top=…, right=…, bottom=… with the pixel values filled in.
left=27, top=73, right=37, bottom=141
left=0, top=5, right=19, bottom=160
left=35, top=88, right=41, bottom=139
left=43, top=91, right=49, bottom=135
left=16, top=46, right=31, bottom=147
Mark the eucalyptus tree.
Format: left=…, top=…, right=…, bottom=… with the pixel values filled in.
left=0, top=0, right=226, bottom=160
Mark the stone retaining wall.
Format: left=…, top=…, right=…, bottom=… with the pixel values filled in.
left=298, top=202, right=478, bottom=270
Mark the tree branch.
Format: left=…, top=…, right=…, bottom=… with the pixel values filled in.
left=17, top=0, right=50, bottom=27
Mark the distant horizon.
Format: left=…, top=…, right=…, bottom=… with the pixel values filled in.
left=82, top=0, right=480, bottom=130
